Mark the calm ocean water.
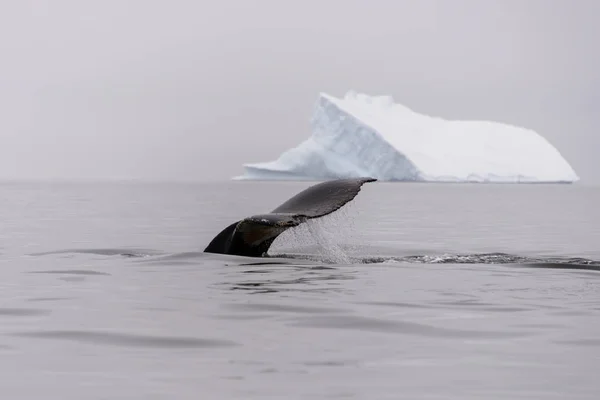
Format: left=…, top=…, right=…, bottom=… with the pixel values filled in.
left=1, top=180, right=599, bottom=399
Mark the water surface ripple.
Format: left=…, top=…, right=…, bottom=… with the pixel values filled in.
left=0, top=181, right=599, bottom=399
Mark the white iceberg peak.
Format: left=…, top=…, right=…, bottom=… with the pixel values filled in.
left=235, top=91, right=579, bottom=183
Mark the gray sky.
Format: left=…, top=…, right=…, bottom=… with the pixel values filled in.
left=1, top=0, right=598, bottom=183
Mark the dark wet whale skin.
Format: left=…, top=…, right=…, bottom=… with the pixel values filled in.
left=203, top=178, right=377, bottom=257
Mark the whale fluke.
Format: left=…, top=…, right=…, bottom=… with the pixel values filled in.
left=204, top=178, right=376, bottom=257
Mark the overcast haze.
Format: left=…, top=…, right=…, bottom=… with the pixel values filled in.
left=1, top=0, right=598, bottom=183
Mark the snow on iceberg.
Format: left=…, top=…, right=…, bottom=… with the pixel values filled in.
left=235, top=91, right=579, bottom=183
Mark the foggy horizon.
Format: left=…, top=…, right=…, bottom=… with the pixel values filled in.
left=1, top=0, right=598, bottom=184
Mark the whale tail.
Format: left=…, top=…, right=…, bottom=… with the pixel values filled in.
left=204, top=177, right=376, bottom=257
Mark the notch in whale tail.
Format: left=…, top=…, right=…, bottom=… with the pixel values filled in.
left=203, top=177, right=377, bottom=257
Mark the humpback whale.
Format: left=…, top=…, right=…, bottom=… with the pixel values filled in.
left=204, top=178, right=376, bottom=257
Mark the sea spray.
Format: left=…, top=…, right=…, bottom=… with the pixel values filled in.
left=269, top=205, right=359, bottom=264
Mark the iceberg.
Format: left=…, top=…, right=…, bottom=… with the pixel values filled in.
left=235, top=91, right=579, bottom=183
